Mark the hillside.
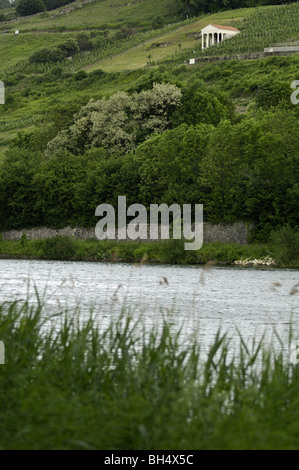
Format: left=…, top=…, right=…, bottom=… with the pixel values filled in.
left=0, top=3, right=298, bottom=147
left=0, top=1, right=298, bottom=245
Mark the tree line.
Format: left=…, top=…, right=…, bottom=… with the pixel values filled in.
left=176, top=0, right=291, bottom=15
left=12, top=0, right=293, bottom=18
left=0, top=76, right=298, bottom=241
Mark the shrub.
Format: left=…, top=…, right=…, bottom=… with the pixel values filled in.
left=152, top=16, right=164, bottom=30
left=76, top=32, right=93, bottom=51
left=270, top=225, right=299, bottom=267
left=58, top=38, right=80, bottom=56
left=74, top=70, right=88, bottom=81
left=43, top=236, right=76, bottom=260
left=158, top=239, right=186, bottom=264
left=16, top=0, right=46, bottom=16
left=29, top=47, right=66, bottom=64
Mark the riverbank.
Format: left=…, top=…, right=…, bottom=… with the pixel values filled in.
left=0, top=236, right=297, bottom=268
left=0, top=298, right=299, bottom=450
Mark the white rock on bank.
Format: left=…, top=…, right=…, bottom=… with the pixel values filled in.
left=234, top=256, right=275, bottom=267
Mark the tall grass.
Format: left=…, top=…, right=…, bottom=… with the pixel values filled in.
left=0, top=237, right=276, bottom=265
left=0, top=297, right=299, bottom=450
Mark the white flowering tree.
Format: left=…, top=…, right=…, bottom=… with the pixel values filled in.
left=46, top=83, right=182, bottom=157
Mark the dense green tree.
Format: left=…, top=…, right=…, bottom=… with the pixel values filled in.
left=16, top=0, right=46, bottom=16
left=43, top=0, right=75, bottom=10
left=176, top=0, right=290, bottom=15
left=1, top=59, right=298, bottom=240
left=33, top=151, right=87, bottom=227
left=198, top=109, right=299, bottom=238
left=171, top=79, right=233, bottom=127
left=0, top=149, right=43, bottom=229
left=134, top=123, right=212, bottom=207
left=32, top=149, right=140, bottom=227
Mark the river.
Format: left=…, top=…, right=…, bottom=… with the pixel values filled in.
left=0, top=259, right=298, bottom=354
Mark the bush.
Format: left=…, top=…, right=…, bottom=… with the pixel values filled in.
left=58, top=38, right=80, bottom=56
left=270, top=225, right=299, bottom=267
left=43, top=236, right=76, bottom=260
left=158, top=239, right=186, bottom=264
left=74, top=70, right=88, bottom=81
left=43, top=0, right=75, bottom=11
left=152, top=16, right=164, bottom=29
left=76, top=32, right=93, bottom=52
left=29, top=47, right=66, bottom=64
left=16, top=0, right=46, bottom=16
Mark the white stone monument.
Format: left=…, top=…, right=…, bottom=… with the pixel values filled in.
left=201, top=24, right=240, bottom=49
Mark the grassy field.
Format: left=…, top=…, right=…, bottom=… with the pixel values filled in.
left=0, top=32, right=76, bottom=70
left=0, top=296, right=299, bottom=450
left=0, top=0, right=179, bottom=32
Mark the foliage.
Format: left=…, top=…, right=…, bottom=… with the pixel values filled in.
left=0, top=297, right=299, bottom=449
left=0, top=3, right=298, bottom=242
left=170, top=78, right=234, bottom=127
left=270, top=225, right=299, bottom=267
left=16, top=0, right=46, bottom=16
left=133, top=123, right=211, bottom=207
left=43, top=235, right=76, bottom=259
left=43, top=0, right=76, bottom=11
left=45, top=83, right=182, bottom=156
left=198, top=109, right=299, bottom=236
left=29, top=46, right=66, bottom=64
left=177, top=0, right=291, bottom=16
left=0, top=149, right=43, bottom=229
left=0, top=0, right=12, bottom=9
left=29, top=38, right=80, bottom=64
left=152, top=16, right=164, bottom=30
left=0, top=98, right=298, bottom=239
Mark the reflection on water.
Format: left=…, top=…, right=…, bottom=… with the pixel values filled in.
left=0, top=259, right=298, bottom=353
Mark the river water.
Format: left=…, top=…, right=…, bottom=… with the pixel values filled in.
left=0, top=259, right=298, bottom=354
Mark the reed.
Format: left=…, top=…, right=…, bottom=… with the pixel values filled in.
left=0, top=296, right=298, bottom=450
left=0, top=237, right=277, bottom=266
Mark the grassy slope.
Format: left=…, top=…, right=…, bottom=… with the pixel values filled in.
left=0, top=0, right=178, bottom=32
left=1, top=2, right=299, bottom=160
left=89, top=7, right=263, bottom=72
left=0, top=32, right=76, bottom=70
left=0, top=4, right=261, bottom=73
left=0, top=2, right=254, bottom=158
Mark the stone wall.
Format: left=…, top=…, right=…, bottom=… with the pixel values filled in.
left=0, top=222, right=252, bottom=245
left=187, top=50, right=299, bottom=65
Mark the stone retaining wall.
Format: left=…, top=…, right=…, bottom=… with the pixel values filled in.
left=1, top=222, right=252, bottom=245
left=188, top=50, right=299, bottom=65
